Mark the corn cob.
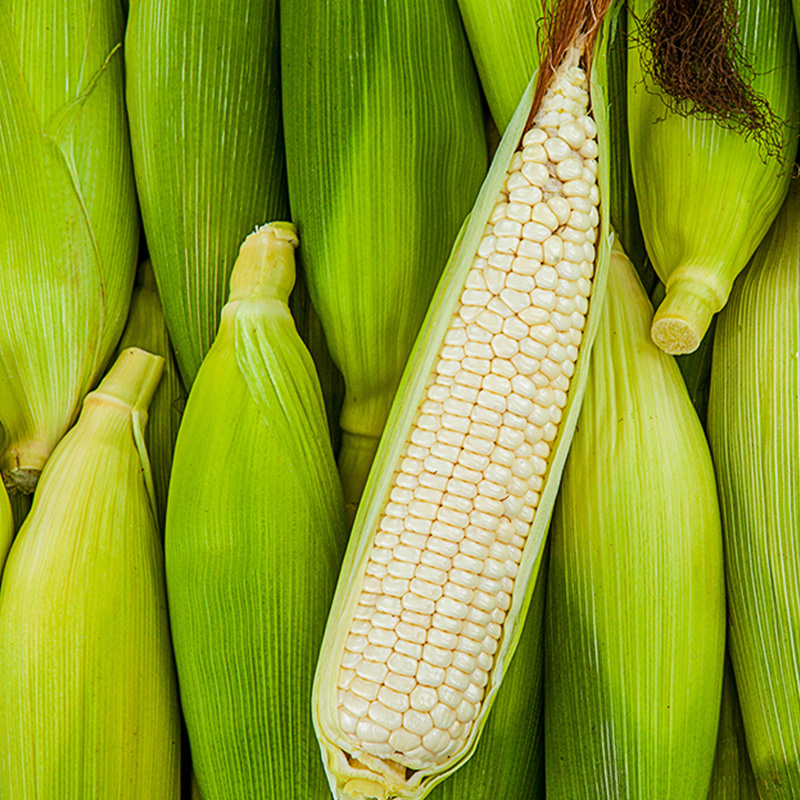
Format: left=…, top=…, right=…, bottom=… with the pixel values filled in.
left=116, top=260, right=185, bottom=529
left=0, top=348, right=180, bottom=798
left=426, top=560, right=547, bottom=800
left=165, top=223, right=348, bottom=799
left=281, top=0, right=487, bottom=514
left=707, top=656, right=759, bottom=800
left=455, top=0, right=546, bottom=133
left=545, top=242, right=725, bottom=798
left=627, top=0, right=799, bottom=354
left=313, top=4, right=614, bottom=796
left=126, top=0, right=287, bottom=387
left=0, top=0, right=138, bottom=492
left=708, top=180, right=800, bottom=799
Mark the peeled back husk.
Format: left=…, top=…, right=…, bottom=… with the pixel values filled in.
left=545, top=241, right=725, bottom=798
left=126, top=0, right=288, bottom=387
left=281, top=0, right=487, bottom=513
left=165, top=223, right=348, bottom=799
left=116, top=260, right=185, bottom=529
left=627, top=0, right=799, bottom=354
left=708, top=179, right=800, bottom=800
left=0, top=347, right=180, bottom=798
left=0, top=0, right=138, bottom=492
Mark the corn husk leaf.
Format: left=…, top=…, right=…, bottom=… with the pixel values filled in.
left=165, top=224, right=347, bottom=799
left=545, top=242, right=725, bottom=798
left=312, top=8, right=616, bottom=796
left=628, top=0, right=800, bottom=354
left=281, top=0, right=487, bottom=513
left=0, top=348, right=180, bottom=798
left=0, top=482, right=12, bottom=574
left=116, top=260, right=185, bottom=530
left=0, top=0, right=138, bottom=492
left=126, top=0, right=288, bottom=387
left=708, top=179, right=800, bottom=799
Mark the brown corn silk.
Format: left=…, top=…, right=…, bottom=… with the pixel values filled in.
left=281, top=0, right=488, bottom=516
left=0, top=348, right=180, bottom=798
left=126, top=0, right=288, bottom=387
left=627, top=0, right=799, bottom=355
left=0, top=0, right=138, bottom=492
left=546, top=242, right=725, bottom=798
left=708, top=180, right=800, bottom=799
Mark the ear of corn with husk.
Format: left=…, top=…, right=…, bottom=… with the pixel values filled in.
left=545, top=241, right=725, bottom=798
left=281, top=0, right=487, bottom=514
left=312, top=4, right=615, bottom=796
left=627, top=0, right=799, bottom=355
left=126, top=0, right=288, bottom=387
left=0, top=0, right=138, bottom=492
left=706, top=656, right=760, bottom=800
left=165, top=223, right=348, bottom=799
left=116, top=260, right=185, bottom=529
left=455, top=0, right=546, bottom=134
left=0, top=347, right=180, bottom=798
left=708, top=179, right=800, bottom=799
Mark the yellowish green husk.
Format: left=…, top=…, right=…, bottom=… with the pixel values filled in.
left=126, top=0, right=288, bottom=387
left=708, top=180, right=800, bottom=799
left=545, top=242, right=725, bottom=797
left=281, top=0, right=487, bottom=516
left=0, top=481, right=12, bottom=574
left=628, top=0, right=799, bottom=354
left=116, top=260, right=185, bottom=529
left=165, top=223, right=347, bottom=799
left=0, top=0, right=138, bottom=492
left=0, top=347, right=180, bottom=798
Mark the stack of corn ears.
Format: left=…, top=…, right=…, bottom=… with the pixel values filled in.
left=708, top=179, right=800, bottom=799
left=126, top=0, right=288, bottom=387
left=165, top=224, right=348, bottom=798
left=281, top=0, right=488, bottom=513
left=627, top=0, right=799, bottom=354
left=0, top=0, right=139, bottom=492
left=312, top=1, right=615, bottom=796
left=0, top=348, right=181, bottom=798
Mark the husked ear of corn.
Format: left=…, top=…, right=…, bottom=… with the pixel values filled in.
left=126, top=0, right=288, bottom=387
left=165, top=223, right=348, bottom=798
left=545, top=241, right=725, bottom=797
left=707, top=656, right=759, bottom=800
left=708, top=180, right=800, bottom=799
left=0, top=0, right=139, bottom=492
left=0, top=348, right=181, bottom=799
left=312, top=3, right=614, bottom=796
left=281, top=0, right=487, bottom=514
left=116, top=260, right=185, bottom=529
left=426, top=560, right=547, bottom=800
left=455, top=0, right=546, bottom=133
left=628, top=0, right=799, bottom=355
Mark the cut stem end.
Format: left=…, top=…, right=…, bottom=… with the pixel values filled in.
left=651, top=281, right=718, bottom=355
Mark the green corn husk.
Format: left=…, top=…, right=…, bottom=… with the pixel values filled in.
left=281, top=0, right=487, bottom=515
left=455, top=0, right=546, bottom=133
left=0, top=0, right=139, bottom=492
left=116, top=260, right=185, bottom=529
left=126, top=0, right=288, bottom=387
left=707, top=655, right=760, bottom=800
left=708, top=180, right=800, bottom=799
left=165, top=223, right=348, bottom=799
left=0, top=348, right=180, bottom=798
left=627, top=0, right=799, bottom=355
left=0, top=482, right=12, bottom=573
left=427, top=559, right=547, bottom=800
left=545, top=242, right=725, bottom=798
